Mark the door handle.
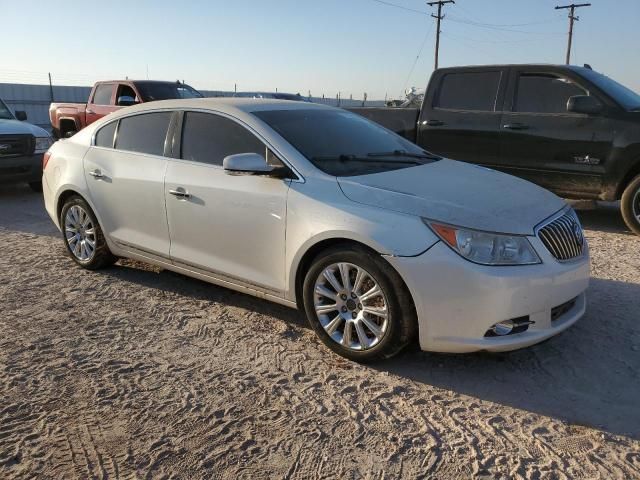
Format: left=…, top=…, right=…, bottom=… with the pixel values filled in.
left=503, top=123, right=529, bottom=130
left=169, top=188, right=191, bottom=199
left=86, top=109, right=95, bottom=115
left=423, top=119, right=445, bottom=127
left=89, top=169, right=104, bottom=179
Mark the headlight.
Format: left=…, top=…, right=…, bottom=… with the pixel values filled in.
left=424, top=220, right=541, bottom=266
left=34, top=136, right=53, bottom=154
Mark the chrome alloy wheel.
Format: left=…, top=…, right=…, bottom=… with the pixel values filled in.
left=313, top=263, right=389, bottom=351
left=634, top=188, right=640, bottom=223
left=64, top=205, right=96, bottom=262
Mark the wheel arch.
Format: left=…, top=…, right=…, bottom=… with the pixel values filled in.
left=616, top=156, right=640, bottom=199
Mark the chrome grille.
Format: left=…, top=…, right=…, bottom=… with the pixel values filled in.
left=0, top=134, right=33, bottom=157
left=538, top=210, right=584, bottom=261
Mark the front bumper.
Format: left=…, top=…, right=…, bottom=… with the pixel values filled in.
left=386, top=237, right=590, bottom=353
left=0, top=153, right=43, bottom=184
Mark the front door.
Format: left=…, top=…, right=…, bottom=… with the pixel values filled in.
left=84, top=111, right=173, bottom=258
left=86, top=83, right=116, bottom=126
left=498, top=68, right=613, bottom=197
left=165, top=111, right=289, bottom=294
left=417, top=68, right=505, bottom=166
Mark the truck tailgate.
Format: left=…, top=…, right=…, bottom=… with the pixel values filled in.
left=346, top=107, right=419, bottom=141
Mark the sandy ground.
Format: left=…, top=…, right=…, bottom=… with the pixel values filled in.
left=0, top=184, right=639, bottom=480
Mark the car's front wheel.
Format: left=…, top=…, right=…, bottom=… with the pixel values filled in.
left=302, top=245, right=417, bottom=362
left=60, top=196, right=117, bottom=270
left=621, top=174, right=640, bottom=236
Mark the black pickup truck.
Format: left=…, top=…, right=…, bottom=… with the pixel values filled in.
left=349, top=64, right=640, bottom=235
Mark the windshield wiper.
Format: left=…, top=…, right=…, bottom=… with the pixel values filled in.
left=367, top=149, right=440, bottom=160
left=311, top=154, right=420, bottom=165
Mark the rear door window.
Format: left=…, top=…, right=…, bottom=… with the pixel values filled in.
left=95, top=121, right=117, bottom=148
left=115, top=112, right=172, bottom=156
left=435, top=71, right=502, bottom=111
left=515, top=74, right=587, bottom=114
left=92, top=84, right=114, bottom=105
left=180, top=112, right=265, bottom=166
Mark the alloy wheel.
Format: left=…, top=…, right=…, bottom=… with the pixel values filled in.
left=313, top=262, right=389, bottom=351
left=64, top=205, right=96, bottom=262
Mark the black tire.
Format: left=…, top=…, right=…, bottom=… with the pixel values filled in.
left=60, top=195, right=117, bottom=270
left=28, top=181, right=43, bottom=192
left=621, top=174, right=640, bottom=236
left=302, top=244, right=417, bottom=362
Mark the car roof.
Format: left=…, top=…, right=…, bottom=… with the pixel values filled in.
left=436, top=64, right=591, bottom=72
left=109, top=97, right=333, bottom=117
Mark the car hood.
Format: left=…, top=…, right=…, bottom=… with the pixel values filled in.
left=337, top=159, right=565, bottom=235
left=0, top=118, right=50, bottom=137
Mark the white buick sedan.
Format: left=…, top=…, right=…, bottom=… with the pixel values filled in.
left=43, top=99, right=590, bottom=361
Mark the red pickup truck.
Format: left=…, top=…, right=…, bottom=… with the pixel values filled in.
left=49, top=80, right=202, bottom=138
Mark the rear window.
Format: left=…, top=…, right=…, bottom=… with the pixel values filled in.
left=92, top=84, right=113, bottom=105
left=435, top=71, right=502, bottom=111
left=95, top=121, right=117, bottom=148
left=115, top=112, right=172, bottom=156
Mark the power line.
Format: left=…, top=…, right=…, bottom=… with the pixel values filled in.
left=555, top=3, right=591, bottom=64
left=401, top=19, right=435, bottom=94
left=428, top=0, right=455, bottom=70
left=369, top=0, right=429, bottom=15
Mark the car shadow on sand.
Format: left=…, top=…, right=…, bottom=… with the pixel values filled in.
left=575, top=201, right=633, bottom=235
left=375, top=277, right=640, bottom=440
left=0, top=185, right=58, bottom=237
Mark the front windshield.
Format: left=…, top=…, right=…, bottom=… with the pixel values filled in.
left=579, top=68, right=640, bottom=111
left=0, top=98, right=14, bottom=120
left=254, top=109, right=435, bottom=176
left=135, top=81, right=203, bottom=101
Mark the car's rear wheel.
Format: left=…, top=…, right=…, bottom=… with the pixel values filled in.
left=60, top=196, right=116, bottom=270
left=621, top=174, right=640, bottom=236
left=302, top=245, right=417, bottom=362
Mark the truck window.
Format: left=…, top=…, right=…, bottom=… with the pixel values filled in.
left=180, top=112, right=265, bottom=166
left=435, top=71, right=501, bottom=111
left=115, top=112, right=172, bottom=156
left=116, top=84, right=137, bottom=101
left=92, top=84, right=114, bottom=105
left=95, top=121, right=117, bottom=148
left=515, top=74, right=587, bottom=114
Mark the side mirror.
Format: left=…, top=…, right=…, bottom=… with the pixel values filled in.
left=223, top=153, right=291, bottom=178
left=15, top=110, right=27, bottom=121
left=567, top=95, right=602, bottom=115
left=117, top=95, right=137, bottom=107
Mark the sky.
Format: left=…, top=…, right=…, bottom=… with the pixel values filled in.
left=2, top=0, right=639, bottom=100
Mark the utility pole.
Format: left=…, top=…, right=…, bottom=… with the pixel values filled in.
left=428, top=0, right=454, bottom=70
left=555, top=3, right=591, bottom=65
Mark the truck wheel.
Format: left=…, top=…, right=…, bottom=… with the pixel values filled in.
left=621, top=174, right=640, bottom=235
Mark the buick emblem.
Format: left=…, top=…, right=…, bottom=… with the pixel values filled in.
left=572, top=221, right=584, bottom=246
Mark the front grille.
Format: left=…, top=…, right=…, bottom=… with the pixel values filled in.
left=551, top=297, right=577, bottom=322
left=538, top=210, right=585, bottom=261
left=0, top=134, right=34, bottom=157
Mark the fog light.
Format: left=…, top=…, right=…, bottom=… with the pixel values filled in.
left=485, top=316, right=534, bottom=337
left=492, top=321, right=514, bottom=336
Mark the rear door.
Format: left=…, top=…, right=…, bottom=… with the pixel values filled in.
left=83, top=111, right=173, bottom=258
left=164, top=111, right=290, bottom=294
left=86, top=83, right=116, bottom=126
left=416, top=68, right=505, bottom=165
left=498, top=67, right=613, bottom=196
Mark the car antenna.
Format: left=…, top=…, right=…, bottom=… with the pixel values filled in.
left=583, top=63, right=593, bottom=70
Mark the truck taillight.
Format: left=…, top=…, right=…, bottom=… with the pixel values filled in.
left=43, top=151, right=52, bottom=170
